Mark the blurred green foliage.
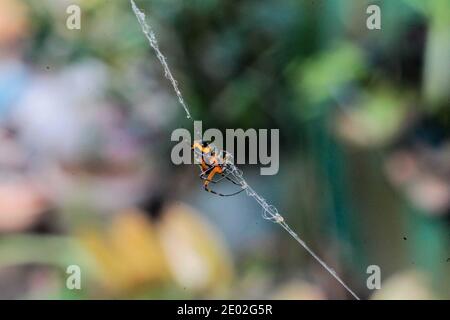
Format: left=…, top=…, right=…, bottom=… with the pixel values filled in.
left=0, top=0, right=448, bottom=299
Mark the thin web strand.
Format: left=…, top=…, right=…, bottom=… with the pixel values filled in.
left=228, top=165, right=360, bottom=299
left=131, top=0, right=192, bottom=120
left=130, top=0, right=360, bottom=300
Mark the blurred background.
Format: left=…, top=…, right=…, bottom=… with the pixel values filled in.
left=0, top=0, right=449, bottom=299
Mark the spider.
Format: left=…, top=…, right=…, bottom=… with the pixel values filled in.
left=192, top=140, right=246, bottom=197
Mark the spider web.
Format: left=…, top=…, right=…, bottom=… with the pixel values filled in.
left=131, top=0, right=192, bottom=120
left=130, top=0, right=360, bottom=300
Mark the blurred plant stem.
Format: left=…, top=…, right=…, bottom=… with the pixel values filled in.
left=0, top=235, right=91, bottom=269
left=306, top=114, right=367, bottom=277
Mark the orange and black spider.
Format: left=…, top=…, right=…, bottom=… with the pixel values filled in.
left=192, top=140, right=245, bottom=197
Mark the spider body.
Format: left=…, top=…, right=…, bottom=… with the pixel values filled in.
left=192, top=140, right=245, bottom=197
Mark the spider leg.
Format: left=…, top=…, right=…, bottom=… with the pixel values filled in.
left=199, top=164, right=245, bottom=189
left=199, top=166, right=241, bottom=185
left=223, top=174, right=243, bottom=186
left=200, top=171, right=232, bottom=184
left=220, top=167, right=244, bottom=186
left=199, top=165, right=215, bottom=177
left=202, top=167, right=246, bottom=197
left=205, top=185, right=246, bottom=197
left=199, top=162, right=228, bottom=182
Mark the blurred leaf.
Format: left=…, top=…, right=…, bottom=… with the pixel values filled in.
left=402, top=0, right=450, bottom=27
left=78, top=209, right=171, bottom=294
left=0, top=235, right=88, bottom=268
left=371, top=270, right=436, bottom=300
left=336, top=87, right=409, bottom=147
left=294, top=42, right=366, bottom=118
left=158, top=204, right=234, bottom=294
